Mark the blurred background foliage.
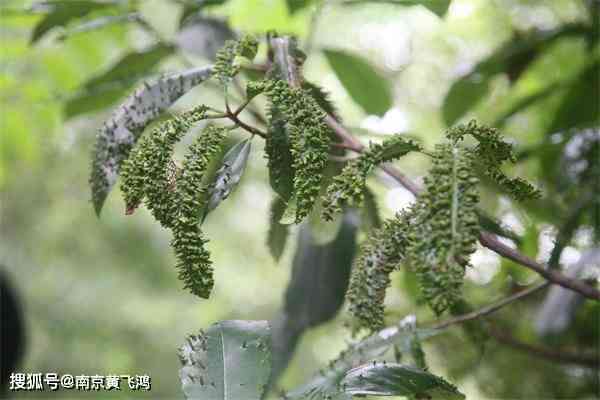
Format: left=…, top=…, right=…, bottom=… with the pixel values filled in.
left=1, top=0, right=598, bottom=398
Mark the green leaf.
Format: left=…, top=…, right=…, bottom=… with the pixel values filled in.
left=203, top=139, right=252, bottom=218
left=267, top=197, right=289, bottom=262
left=85, top=44, right=175, bottom=93
left=341, top=0, right=451, bottom=17
left=178, top=0, right=229, bottom=27
left=179, top=320, right=271, bottom=400
left=547, top=59, right=600, bottom=133
left=285, top=212, right=358, bottom=328
left=285, top=0, right=314, bottom=14
left=176, top=16, right=235, bottom=60
left=443, top=24, right=588, bottom=125
left=89, top=65, right=213, bottom=216
left=361, top=185, right=382, bottom=232
left=286, top=316, right=439, bottom=399
left=270, top=212, right=358, bottom=382
left=30, top=0, right=115, bottom=44
left=340, top=363, right=465, bottom=399
left=323, top=49, right=392, bottom=116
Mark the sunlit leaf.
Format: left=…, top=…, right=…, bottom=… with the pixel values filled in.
left=179, top=320, right=271, bottom=399
left=324, top=49, right=392, bottom=116
left=443, top=24, right=588, bottom=125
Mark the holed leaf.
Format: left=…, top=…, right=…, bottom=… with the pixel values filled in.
left=179, top=320, right=271, bottom=400
left=89, top=65, right=213, bottom=215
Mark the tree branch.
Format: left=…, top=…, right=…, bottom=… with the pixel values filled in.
left=488, top=327, right=599, bottom=368
left=269, top=35, right=600, bottom=301
left=430, top=282, right=549, bottom=330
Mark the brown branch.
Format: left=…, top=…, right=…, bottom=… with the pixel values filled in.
left=270, top=35, right=600, bottom=301
left=488, top=327, right=599, bottom=368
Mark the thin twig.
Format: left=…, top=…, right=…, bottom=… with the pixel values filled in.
left=430, top=282, right=549, bottom=330
left=488, top=327, right=599, bottom=368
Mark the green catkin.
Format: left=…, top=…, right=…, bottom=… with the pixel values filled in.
left=346, top=210, right=413, bottom=333
left=406, top=143, right=480, bottom=315
left=266, top=79, right=331, bottom=222
left=119, top=105, right=209, bottom=227
left=265, top=104, right=295, bottom=201
left=213, top=35, right=258, bottom=85
left=171, top=125, right=227, bottom=298
left=322, top=136, right=420, bottom=221
left=447, top=120, right=540, bottom=201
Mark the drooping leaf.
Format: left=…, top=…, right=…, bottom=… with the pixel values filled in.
left=340, top=363, right=465, bottom=399
left=285, top=316, right=439, bottom=399
left=176, top=15, right=235, bottom=60
left=203, top=138, right=252, bottom=218
left=179, top=320, right=271, bottom=400
left=270, top=212, right=359, bottom=383
left=322, top=135, right=420, bottom=220
left=341, top=0, right=451, bottom=17
left=89, top=65, right=213, bottom=215
left=29, top=0, right=115, bottom=44
left=265, top=101, right=295, bottom=201
left=443, top=24, right=588, bottom=125
left=267, top=197, right=289, bottom=262
left=406, top=143, right=480, bottom=315
left=324, top=49, right=392, bottom=116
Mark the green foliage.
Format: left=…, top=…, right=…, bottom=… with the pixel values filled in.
left=179, top=320, right=271, bottom=399
left=406, top=144, right=480, bottom=315
left=213, top=35, right=259, bottom=85
left=266, top=79, right=332, bottom=222
left=322, top=136, right=420, bottom=220
left=346, top=211, right=413, bottom=332
left=341, top=0, right=451, bottom=17
left=323, top=49, right=392, bottom=116
left=267, top=197, right=289, bottom=262
left=172, top=126, right=227, bottom=298
left=340, top=362, right=465, bottom=399
left=29, top=0, right=116, bottom=44
left=285, top=317, right=440, bottom=399
left=447, top=120, right=541, bottom=201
